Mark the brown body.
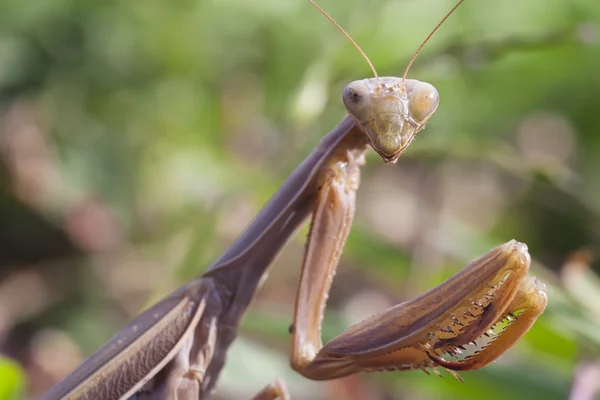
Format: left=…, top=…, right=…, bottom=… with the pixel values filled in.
left=41, top=3, right=547, bottom=399
left=41, top=115, right=358, bottom=399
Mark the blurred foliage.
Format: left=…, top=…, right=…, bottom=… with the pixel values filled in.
left=1, top=0, right=600, bottom=399
left=0, top=357, right=24, bottom=400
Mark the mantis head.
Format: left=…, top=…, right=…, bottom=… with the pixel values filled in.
left=343, top=77, right=439, bottom=163
left=308, top=0, right=464, bottom=163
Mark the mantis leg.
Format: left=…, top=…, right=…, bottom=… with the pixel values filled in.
left=289, top=139, right=364, bottom=377
left=136, top=280, right=223, bottom=400
left=250, top=378, right=290, bottom=400
left=427, top=276, right=548, bottom=371
left=290, top=176, right=547, bottom=379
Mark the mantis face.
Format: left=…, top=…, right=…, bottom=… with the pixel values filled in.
left=343, top=77, right=439, bottom=163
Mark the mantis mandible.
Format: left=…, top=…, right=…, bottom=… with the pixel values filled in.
left=41, top=1, right=548, bottom=399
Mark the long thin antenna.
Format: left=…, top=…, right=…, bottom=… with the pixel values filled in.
left=402, top=0, right=465, bottom=85
left=307, top=0, right=379, bottom=85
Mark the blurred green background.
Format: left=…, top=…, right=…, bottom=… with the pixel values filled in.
left=1, top=0, right=600, bottom=399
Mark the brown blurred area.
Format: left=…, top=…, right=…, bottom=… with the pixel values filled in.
left=0, top=99, right=122, bottom=393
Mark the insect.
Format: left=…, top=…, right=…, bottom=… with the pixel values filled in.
left=41, top=1, right=547, bottom=399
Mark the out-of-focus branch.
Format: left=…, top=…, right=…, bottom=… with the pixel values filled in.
left=570, top=361, right=600, bottom=400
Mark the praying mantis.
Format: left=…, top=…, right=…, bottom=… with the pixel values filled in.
left=41, top=0, right=548, bottom=399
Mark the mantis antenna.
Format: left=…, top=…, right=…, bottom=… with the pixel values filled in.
left=308, top=0, right=464, bottom=91
left=307, top=0, right=380, bottom=86
left=402, top=0, right=465, bottom=87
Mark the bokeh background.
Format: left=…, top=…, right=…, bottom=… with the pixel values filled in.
left=1, top=0, right=600, bottom=399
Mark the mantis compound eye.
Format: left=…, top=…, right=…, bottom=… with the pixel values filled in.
left=407, top=81, right=439, bottom=124
left=342, top=81, right=371, bottom=118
